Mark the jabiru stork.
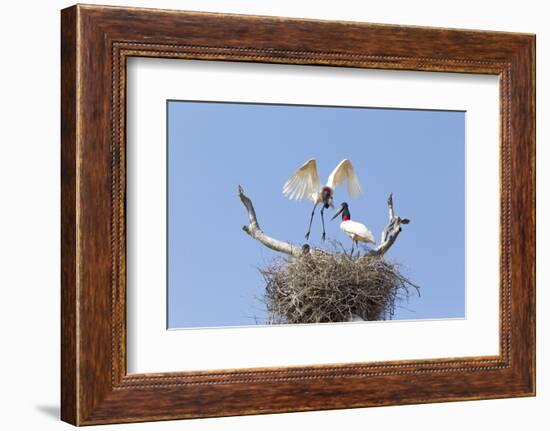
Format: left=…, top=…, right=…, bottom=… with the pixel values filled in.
left=331, top=202, right=375, bottom=255
left=283, top=159, right=362, bottom=241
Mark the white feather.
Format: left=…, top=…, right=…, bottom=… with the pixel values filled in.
left=340, top=220, right=376, bottom=244
left=326, top=159, right=362, bottom=198
left=282, top=159, right=321, bottom=202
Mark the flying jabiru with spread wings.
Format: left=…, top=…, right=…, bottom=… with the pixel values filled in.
left=282, top=159, right=362, bottom=241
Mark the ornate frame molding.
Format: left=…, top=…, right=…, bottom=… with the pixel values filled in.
left=61, top=5, right=535, bottom=425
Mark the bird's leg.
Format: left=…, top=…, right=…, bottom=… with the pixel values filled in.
left=320, top=206, right=327, bottom=242
left=305, top=202, right=318, bottom=241
left=350, top=240, right=355, bottom=257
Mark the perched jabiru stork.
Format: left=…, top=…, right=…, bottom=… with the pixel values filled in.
left=331, top=202, right=375, bottom=255
left=283, top=159, right=362, bottom=241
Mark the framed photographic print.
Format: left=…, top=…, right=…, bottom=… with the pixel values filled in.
left=61, top=4, right=535, bottom=425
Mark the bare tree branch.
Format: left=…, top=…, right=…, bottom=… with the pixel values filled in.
left=238, top=186, right=408, bottom=259
left=368, top=193, right=410, bottom=257
left=238, top=186, right=305, bottom=258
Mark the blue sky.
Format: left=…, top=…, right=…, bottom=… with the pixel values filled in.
left=167, top=101, right=465, bottom=328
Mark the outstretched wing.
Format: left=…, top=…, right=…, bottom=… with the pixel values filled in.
left=326, top=159, right=362, bottom=198
left=282, top=159, right=321, bottom=201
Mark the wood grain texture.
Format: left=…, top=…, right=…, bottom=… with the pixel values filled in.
left=60, top=5, right=78, bottom=425
left=60, top=4, right=535, bottom=425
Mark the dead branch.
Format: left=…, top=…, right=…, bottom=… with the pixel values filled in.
left=238, top=186, right=409, bottom=258
left=238, top=185, right=305, bottom=258
left=367, top=193, right=410, bottom=257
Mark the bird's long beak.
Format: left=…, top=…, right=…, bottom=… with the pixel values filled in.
left=331, top=205, right=344, bottom=221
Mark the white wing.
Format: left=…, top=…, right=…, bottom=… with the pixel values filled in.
left=326, top=159, right=362, bottom=198
left=341, top=220, right=376, bottom=244
left=282, top=159, right=321, bottom=201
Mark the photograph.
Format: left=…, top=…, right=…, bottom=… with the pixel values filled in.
left=167, top=100, right=466, bottom=328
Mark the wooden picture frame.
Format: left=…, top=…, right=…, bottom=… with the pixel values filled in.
left=61, top=4, right=535, bottom=425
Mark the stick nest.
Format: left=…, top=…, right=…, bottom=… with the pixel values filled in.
left=260, top=246, right=419, bottom=324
